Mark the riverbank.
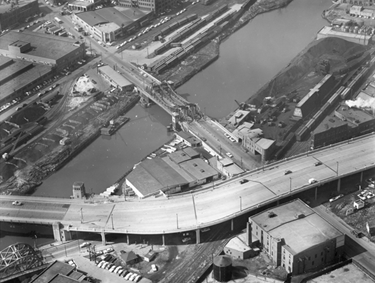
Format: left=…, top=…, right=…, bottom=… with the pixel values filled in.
left=160, top=0, right=294, bottom=88
left=1, top=94, right=140, bottom=196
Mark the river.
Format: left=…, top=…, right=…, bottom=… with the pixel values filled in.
left=1, top=0, right=332, bottom=249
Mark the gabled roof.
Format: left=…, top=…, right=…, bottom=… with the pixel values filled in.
left=121, top=251, right=138, bottom=262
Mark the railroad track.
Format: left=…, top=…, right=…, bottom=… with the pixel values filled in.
left=160, top=225, right=231, bottom=283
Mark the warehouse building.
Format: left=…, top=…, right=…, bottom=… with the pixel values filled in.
left=0, top=30, right=85, bottom=70
left=250, top=199, right=345, bottom=275
left=126, top=148, right=220, bottom=198
left=72, top=7, right=153, bottom=42
left=30, top=260, right=89, bottom=283
left=98, top=65, right=134, bottom=91
left=118, top=0, right=173, bottom=14
left=0, top=57, right=52, bottom=105
left=215, top=157, right=244, bottom=178
left=68, top=0, right=99, bottom=12
left=0, top=0, right=39, bottom=31
left=312, top=92, right=375, bottom=149
left=293, top=74, right=336, bottom=119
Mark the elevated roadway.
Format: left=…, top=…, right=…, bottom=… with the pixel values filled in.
left=1, top=134, right=374, bottom=236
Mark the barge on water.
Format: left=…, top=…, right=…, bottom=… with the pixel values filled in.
left=101, top=116, right=130, bottom=136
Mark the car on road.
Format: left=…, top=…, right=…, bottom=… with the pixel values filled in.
left=351, top=229, right=362, bottom=238
left=308, top=178, right=318, bottom=184
left=182, top=237, right=191, bottom=243
left=240, top=179, right=249, bottom=184
left=225, top=152, right=233, bottom=158
left=329, top=194, right=344, bottom=203
left=314, top=161, right=322, bottom=166
left=284, top=170, right=292, bottom=175
left=80, top=242, right=91, bottom=248
left=12, top=201, right=23, bottom=206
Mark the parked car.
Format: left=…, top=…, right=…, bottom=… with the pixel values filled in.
left=284, top=170, right=292, bottom=175
left=329, top=194, right=344, bottom=203
left=182, top=237, right=191, bottom=243
left=79, top=242, right=91, bottom=248
left=314, top=161, right=322, bottom=166
left=12, top=201, right=23, bottom=206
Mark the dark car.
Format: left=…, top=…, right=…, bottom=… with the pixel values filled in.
left=351, top=229, right=362, bottom=238
left=314, top=161, right=323, bottom=166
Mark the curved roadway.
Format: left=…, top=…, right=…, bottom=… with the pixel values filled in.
left=1, top=134, right=374, bottom=235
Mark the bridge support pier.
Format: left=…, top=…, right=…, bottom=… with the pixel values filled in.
left=162, top=234, right=166, bottom=246
left=196, top=229, right=201, bottom=244
left=315, top=187, right=318, bottom=200
left=101, top=231, right=106, bottom=246
left=127, top=235, right=130, bottom=245
left=360, top=171, right=364, bottom=184
left=337, top=178, right=341, bottom=192
left=231, top=219, right=234, bottom=231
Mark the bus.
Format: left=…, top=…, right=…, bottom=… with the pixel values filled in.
left=54, top=17, right=63, bottom=24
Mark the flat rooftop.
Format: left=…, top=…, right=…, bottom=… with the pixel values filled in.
left=76, top=7, right=140, bottom=28
left=0, top=31, right=83, bottom=61
left=0, top=0, right=36, bottom=14
left=318, top=26, right=369, bottom=43
left=0, top=60, right=51, bottom=100
left=251, top=199, right=342, bottom=255
left=98, top=65, right=132, bottom=88
left=315, top=115, right=348, bottom=134
left=179, top=158, right=219, bottom=180
left=336, top=102, right=374, bottom=126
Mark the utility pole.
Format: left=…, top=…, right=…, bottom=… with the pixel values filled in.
left=80, top=208, right=83, bottom=223
left=111, top=213, right=114, bottom=230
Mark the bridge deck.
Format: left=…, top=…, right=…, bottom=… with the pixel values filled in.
left=1, top=134, right=374, bottom=234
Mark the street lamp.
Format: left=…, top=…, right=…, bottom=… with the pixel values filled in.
left=239, top=196, right=242, bottom=211
left=336, top=161, right=339, bottom=176
left=176, top=213, right=179, bottom=229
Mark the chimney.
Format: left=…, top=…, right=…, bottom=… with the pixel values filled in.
left=246, top=221, right=252, bottom=247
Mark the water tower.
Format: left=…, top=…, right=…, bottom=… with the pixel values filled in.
left=213, top=255, right=232, bottom=282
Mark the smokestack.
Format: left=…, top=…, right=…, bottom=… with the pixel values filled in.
left=246, top=221, right=252, bottom=247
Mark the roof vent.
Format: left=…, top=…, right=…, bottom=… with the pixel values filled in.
left=295, top=213, right=305, bottom=219
left=268, top=211, right=277, bottom=218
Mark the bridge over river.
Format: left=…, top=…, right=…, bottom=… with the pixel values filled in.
left=1, top=133, right=374, bottom=244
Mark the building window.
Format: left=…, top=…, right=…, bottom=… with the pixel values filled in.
left=312, top=261, right=314, bottom=266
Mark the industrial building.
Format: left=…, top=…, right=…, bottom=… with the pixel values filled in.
left=72, top=7, right=153, bottom=42
left=98, top=65, right=134, bottom=91
left=126, top=148, right=220, bottom=198
left=0, top=30, right=85, bottom=70
left=250, top=199, right=345, bottom=275
left=176, top=131, right=202, bottom=147
left=312, top=91, right=375, bottom=149
left=215, top=157, right=244, bottom=178
left=118, top=0, right=173, bottom=14
left=293, top=74, right=336, bottom=119
left=0, top=0, right=39, bottom=31
left=0, top=57, right=52, bottom=105
left=68, top=0, right=100, bottom=12
left=30, top=260, right=89, bottom=283
left=317, top=26, right=372, bottom=46
left=224, top=230, right=260, bottom=260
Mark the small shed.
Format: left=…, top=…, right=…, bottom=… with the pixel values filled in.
left=366, top=220, right=375, bottom=236
left=143, top=250, right=157, bottom=262
left=121, top=250, right=140, bottom=265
